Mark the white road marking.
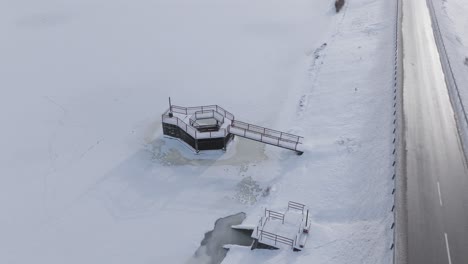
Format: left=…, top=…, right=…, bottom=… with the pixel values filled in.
left=445, top=233, right=453, bottom=264
left=437, top=181, right=443, bottom=206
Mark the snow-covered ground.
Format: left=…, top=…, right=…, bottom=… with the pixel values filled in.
left=1, top=0, right=395, bottom=263
left=223, top=0, right=397, bottom=262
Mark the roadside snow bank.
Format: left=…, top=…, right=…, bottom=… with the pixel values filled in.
left=428, top=0, right=468, bottom=156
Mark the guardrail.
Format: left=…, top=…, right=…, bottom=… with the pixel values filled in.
left=392, top=0, right=403, bottom=263
left=288, top=201, right=305, bottom=213
left=255, top=216, right=268, bottom=238
left=228, top=125, right=303, bottom=152
left=258, top=230, right=295, bottom=249
left=189, top=110, right=225, bottom=127
left=168, top=105, right=235, bottom=120
left=265, top=209, right=285, bottom=224
left=231, top=120, right=303, bottom=144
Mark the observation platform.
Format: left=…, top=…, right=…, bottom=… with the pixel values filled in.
left=251, top=201, right=311, bottom=251
left=161, top=104, right=304, bottom=154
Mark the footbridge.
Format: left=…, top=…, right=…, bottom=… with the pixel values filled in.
left=161, top=103, right=304, bottom=154
left=228, top=120, right=304, bottom=153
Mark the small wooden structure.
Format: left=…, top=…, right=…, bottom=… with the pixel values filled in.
left=251, top=201, right=311, bottom=251
left=161, top=99, right=305, bottom=154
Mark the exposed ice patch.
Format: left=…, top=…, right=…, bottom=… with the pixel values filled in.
left=188, top=213, right=253, bottom=264
left=235, top=176, right=264, bottom=205
left=146, top=136, right=267, bottom=167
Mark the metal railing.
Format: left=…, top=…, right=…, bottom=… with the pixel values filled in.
left=231, top=120, right=303, bottom=144
left=392, top=0, right=403, bottom=262
left=258, top=230, right=295, bottom=249
left=189, top=110, right=225, bottom=127
left=162, top=104, right=304, bottom=153
left=288, top=201, right=305, bottom=213
left=162, top=115, right=228, bottom=139
left=167, top=105, right=235, bottom=120
left=255, top=217, right=268, bottom=238
left=228, top=125, right=303, bottom=152
left=265, top=209, right=285, bottom=224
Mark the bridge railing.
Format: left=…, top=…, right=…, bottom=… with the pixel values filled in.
left=227, top=125, right=303, bottom=152
left=231, top=120, right=303, bottom=144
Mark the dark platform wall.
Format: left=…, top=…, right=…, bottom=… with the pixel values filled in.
left=162, top=123, right=196, bottom=149
left=162, top=122, right=234, bottom=152
left=197, top=134, right=233, bottom=151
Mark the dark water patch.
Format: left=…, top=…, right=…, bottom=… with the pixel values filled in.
left=188, top=212, right=253, bottom=264
left=335, top=0, right=345, bottom=13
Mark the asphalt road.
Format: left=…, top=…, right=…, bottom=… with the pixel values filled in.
left=403, top=0, right=468, bottom=263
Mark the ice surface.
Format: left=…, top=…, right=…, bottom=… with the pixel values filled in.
left=0, top=0, right=395, bottom=263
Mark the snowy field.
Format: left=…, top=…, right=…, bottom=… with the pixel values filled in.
left=1, top=0, right=395, bottom=263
